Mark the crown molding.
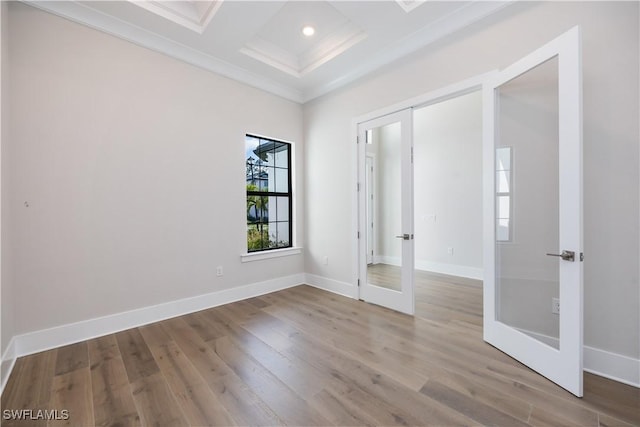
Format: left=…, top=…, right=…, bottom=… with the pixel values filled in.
left=128, top=1, right=223, bottom=34
left=24, top=1, right=304, bottom=103
left=302, top=1, right=513, bottom=103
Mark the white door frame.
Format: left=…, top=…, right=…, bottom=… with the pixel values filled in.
left=352, top=73, right=492, bottom=303
left=483, top=26, right=583, bottom=397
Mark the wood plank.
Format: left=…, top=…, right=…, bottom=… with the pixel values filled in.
left=0, top=351, right=57, bottom=427
left=130, top=373, right=188, bottom=427
left=88, top=335, right=141, bottom=427
left=582, top=373, right=640, bottom=425
left=54, top=342, right=88, bottom=376
left=159, top=316, right=283, bottom=426
left=115, top=328, right=160, bottom=383
left=49, top=368, right=94, bottom=427
left=420, top=378, right=530, bottom=426
left=428, top=368, right=532, bottom=423
left=139, top=325, right=236, bottom=426
left=240, top=307, right=477, bottom=426
left=208, top=305, right=327, bottom=400
left=211, top=335, right=332, bottom=426
left=181, top=311, right=226, bottom=343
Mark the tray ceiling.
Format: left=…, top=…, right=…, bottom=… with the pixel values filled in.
left=25, top=0, right=512, bottom=103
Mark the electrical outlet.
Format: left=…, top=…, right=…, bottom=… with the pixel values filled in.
left=447, top=247, right=454, bottom=255
left=322, top=256, right=329, bottom=265
left=216, top=266, right=223, bottom=277
left=552, top=297, right=560, bottom=315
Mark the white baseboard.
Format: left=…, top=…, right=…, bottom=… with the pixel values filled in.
left=305, top=273, right=357, bottom=299
left=372, top=256, right=483, bottom=280
left=1, top=338, right=16, bottom=395
left=517, top=328, right=639, bottom=388
left=1, top=273, right=305, bottom=392
left=584, top=345, right=640, bottom=388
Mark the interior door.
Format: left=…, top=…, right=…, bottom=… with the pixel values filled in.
left=358, top=109, right=414, bottom=315
left=483, top=27, right=583, bottom=396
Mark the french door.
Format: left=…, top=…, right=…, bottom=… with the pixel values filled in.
left=358, top=109, right=414, bottom=315
left=483, top=27, right=584, bottom=396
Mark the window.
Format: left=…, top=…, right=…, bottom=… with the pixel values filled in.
left=245, top=135, right=292, bottom=252
left=496, top=147, right=512, bottom=242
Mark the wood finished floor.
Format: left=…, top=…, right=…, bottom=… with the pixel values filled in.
left=2, top=279, right=639, bottom=426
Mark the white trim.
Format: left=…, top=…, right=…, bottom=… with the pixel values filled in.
left=7, top=274, right=305, bottom=361
left=25, top=1, right=303, bottom=103
left=584, top=346, right=640, bottom=388
left=1, top=338, right=16, bottom=395
left=305, top=274, right=357, bottom=299
left=241, top=247, right=302, bottom=263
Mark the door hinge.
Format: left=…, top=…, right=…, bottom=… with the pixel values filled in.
left=357, top=231, right=360, bottom=239
left=357, top=182, right=360, bottom=192
left=411, top=146, right=414, bottom=164
left=357, top=279, right=360, bottom=287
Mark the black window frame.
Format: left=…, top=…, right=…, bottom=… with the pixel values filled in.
left=245, top=134, right=293, bottom=253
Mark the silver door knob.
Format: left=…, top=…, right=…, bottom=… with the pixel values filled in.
left=546, top=250, right=575, bottom=262
left=395, top=234, right=410, bottom=240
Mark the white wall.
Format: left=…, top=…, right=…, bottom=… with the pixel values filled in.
left=1, top=0, right=12, bottom=364
left=413, top=91, right=482, bottom=278
left=7, top=3, right=304, bottom=336
left=304, top=1, right=639, bottom=362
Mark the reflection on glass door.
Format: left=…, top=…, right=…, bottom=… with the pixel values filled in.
left=496, top=57, right=560, bottom=349
left=358, top=109, right=414, bottom=315
left=367, top=121, right=402, bottom=291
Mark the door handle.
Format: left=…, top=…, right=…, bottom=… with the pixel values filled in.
left=546, top=250, right=575, bottom=262
left=395, top=234, right=414, bottom=240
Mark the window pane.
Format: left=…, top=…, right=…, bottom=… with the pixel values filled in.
left=275, top=168, right=289, bottom=193
left=497, top=195, right=510, bottom=219
left=497, top=218, right=510, bottom=241
left=269, top=221, right=290, bottom=248
left=496, top=147, right=511, bottom=170
left=497, top=170, right=511, bottom=193
left=247, top=223, right=269, bottom=251
left=274, top=143, right=289, bottom=168
left=275, top=196, right=289, bottom=222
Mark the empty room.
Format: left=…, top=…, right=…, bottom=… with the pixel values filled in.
left=1, top=1, right=639, bottom=426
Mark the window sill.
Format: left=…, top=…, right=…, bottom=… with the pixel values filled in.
left=241, top=247, right=302, bottom=263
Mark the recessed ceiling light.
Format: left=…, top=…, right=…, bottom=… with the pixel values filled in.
left=302, top=25, right=315, bottom=37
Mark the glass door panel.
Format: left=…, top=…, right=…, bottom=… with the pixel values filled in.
left=358, top=109, right=414, bottom=315
left=496, top=57, right=560, bottom=349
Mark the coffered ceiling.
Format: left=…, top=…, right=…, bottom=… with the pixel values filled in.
left=26, top=1, right=512, bottom=103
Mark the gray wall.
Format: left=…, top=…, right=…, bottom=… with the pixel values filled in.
left=304, top=1, right=639, bottom=360
left=1, top=0, right=12, bottom=359
left=6, top=3, right=304, bottom=337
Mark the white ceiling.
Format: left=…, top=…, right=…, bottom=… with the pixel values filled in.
left=26, top=0, right=512, bottom=103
